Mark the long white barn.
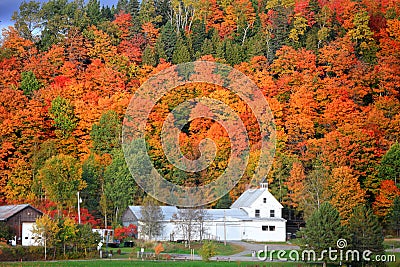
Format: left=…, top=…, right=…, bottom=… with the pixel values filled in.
left=122, top=183, right=286, bottom=242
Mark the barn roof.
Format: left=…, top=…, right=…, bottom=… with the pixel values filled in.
left=0, top=204, right=42, bottom=221
left=127, top=206, right=179, bottom=221
left=204, top=208, right=249, bottom=220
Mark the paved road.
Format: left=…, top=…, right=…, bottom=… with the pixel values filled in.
left=209, top=241, right=300, bottom=262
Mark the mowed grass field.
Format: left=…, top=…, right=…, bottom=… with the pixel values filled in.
left=1, top=253, right=399, bottom=267
left=0, top=260, right=325, bottom=267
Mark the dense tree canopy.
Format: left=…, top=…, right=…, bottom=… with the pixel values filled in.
left=0, top=0, right=400, bottom=231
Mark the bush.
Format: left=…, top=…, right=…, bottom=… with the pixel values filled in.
left=198, top=240, right=217, bottom=261
left=0, top=246, right=44, bottom=261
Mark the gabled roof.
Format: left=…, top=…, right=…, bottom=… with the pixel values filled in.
left=0, top=204, right=43, bottom=221
left=230, top=188, right=265, bottom=208
left=230, top=188, right=283, bottom=209
left=127, top=206, right=179, bottom=221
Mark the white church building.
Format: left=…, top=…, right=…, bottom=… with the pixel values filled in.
left=122, top=183, right=286, bottom=242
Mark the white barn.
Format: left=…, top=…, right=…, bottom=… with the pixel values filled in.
left=122, top=183, right=286, bottom=242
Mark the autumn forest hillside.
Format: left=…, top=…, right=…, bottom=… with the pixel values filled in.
left=1, top=0, right=400, bottom=230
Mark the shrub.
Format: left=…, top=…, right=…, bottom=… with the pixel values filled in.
left=198, top=240, right=216, bottom=261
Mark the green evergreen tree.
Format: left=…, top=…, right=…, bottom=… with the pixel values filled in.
left=155, top=36, right=168, bottom=61
left=172, top=38, right=191, bottom=64
left=191, top=20, right=207, bottom=54
left=244, top=33, right=266, bottom=60
left=386, top=197, right=400, bottom=237
left=142, top=44, right=158, bottom=66
left=128, top=0, right=140, bottom=17
left=104, top=149, right=137, bottom=226
left=200, top=38, right=214, bottom=57
left=154, top=0, right=170, bottom=26
left=300, top=202, right=345, bottom=264
left=116, top=0, right=129, bottom=13
left=347, top=205, right=385, bottom=266
left=214, top=193, right=232, bottom=209
left=225, top=40, right=243, bottom=66
left=81, top=154, right=103, bottom=217
left=210, top=30, right=225, bottom=60
left=20, top=71, right=41, bottom=96
left=138, top=0, right=162, bottom=25
left=101, top=5, right=113, bottom=21
left=378, top=142, right=400, bottom=186
left=269, top=6, right=290, bottom=59
left=159, top=22, right=177, bottom=62
left=86, top=0, right=102, bottom=25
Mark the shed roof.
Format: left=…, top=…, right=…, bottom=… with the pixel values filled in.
left=0, top=204, right=42, bottom=221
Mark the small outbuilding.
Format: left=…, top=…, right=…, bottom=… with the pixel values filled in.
left=0, top=204, right=43, bottom=246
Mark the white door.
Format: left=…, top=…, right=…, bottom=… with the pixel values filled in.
left=22, top=222, right=39, bottom=246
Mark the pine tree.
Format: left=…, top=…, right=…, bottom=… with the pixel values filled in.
left=104, top=149, right=137, bottom=227
left=172, top=38, right=191, bottom=64
left=348, top=205, right=385, bottom=266
left=154, top=0, right=170, bottom=26
left=191, top=20, right=207, bottom=54
left=142, top=44, right=157, bottom=66
left=386, top=197, right=400, bottom=237
left=215, top=193, right=232, bottom=209
left=300, top=202, right=345, bottom=264
left=101, top=5, right=113, bottom=21
left=116, top=0, right=129, bottom=13
left=200, top=38, right=214, bottom=57
left=159, top=22, right=177, bottom=62
left=224, top=39, right=243, bottom=66
left=86, top=0, right=102, bottom=25
left=244, top=33, right=266, bottom=60
left=378, top=142, right=400, bottom=186
left=138, top=0, right=162, bottom=25
left=128, top=0, right=140, bottom=17
left=155, top=36, right=167, bottom=61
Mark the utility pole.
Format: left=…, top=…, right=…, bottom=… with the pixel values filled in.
left=224, top=210, right=226, bottom=246
left=77, top=191, right=82, bottom=224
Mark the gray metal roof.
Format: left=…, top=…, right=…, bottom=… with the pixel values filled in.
left=230, top=188, right=266, bottom=208
left=0, top=204, right=32, bottom=221
left=204, top=208, right=249, bottom=220
left=127, top=206, right=179, bottom=221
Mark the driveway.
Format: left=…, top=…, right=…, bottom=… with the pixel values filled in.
left=209, top=240, right=300, bottom=262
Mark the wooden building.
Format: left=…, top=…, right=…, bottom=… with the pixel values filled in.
left=0, top=204, right=43, bottom=246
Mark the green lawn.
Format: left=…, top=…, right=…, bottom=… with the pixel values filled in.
left=1, top=253, right=398, bottom=267
left=0, top=260, right=328, bottom=267
left=384, top=239, right=400, bottom=249
left=112, top=241, right=244, bottom=258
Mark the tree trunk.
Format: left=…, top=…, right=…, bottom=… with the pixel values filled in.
left=44, top=238, right=47, bottom=260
